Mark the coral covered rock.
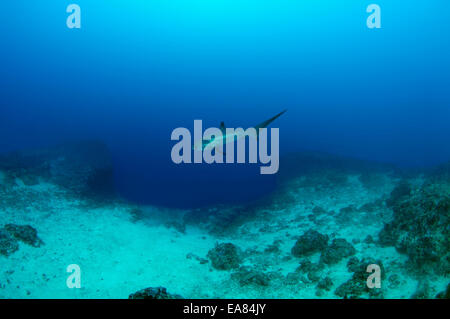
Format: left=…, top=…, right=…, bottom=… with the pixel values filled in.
left=0, top=228, right=19, bottom=257
left=378, top=179, right=449, bottom=275
left=435, top=283, right=450, bottom=299
left=207, top=242, right=241, bottom=270
left=386, top=181, right=412, bottom=207
left=231, top=266, right=270, bottom=287
left=335, top=257, right=385, bottom=299
left=291, top=230, right=329, bottom=257
left=320, top=238, right=356, bottom=265
left=284, top=272, right=307, bottom=286
left=4, top=224, right=44, bottom=247
left=317, top=276, right=333, bottom=291
left=410, top=280, right=430, bottom=299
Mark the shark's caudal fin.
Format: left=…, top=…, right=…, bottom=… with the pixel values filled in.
left=255, top=109, right=287, bottom=131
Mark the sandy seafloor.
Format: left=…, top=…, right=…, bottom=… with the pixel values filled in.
left=0, top=171, right=448, bottom=299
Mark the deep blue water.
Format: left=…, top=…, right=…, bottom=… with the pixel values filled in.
left=1, top=1, right=449, bottom=207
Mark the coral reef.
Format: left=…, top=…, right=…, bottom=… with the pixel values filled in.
left=378, top=178, right=449, bottom=275
left=0, top=146, right=448, bottom=299
left=334, top=257, right=385, bottom=298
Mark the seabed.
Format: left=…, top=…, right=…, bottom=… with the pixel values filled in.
left=0, top=143, right=448, bottom=299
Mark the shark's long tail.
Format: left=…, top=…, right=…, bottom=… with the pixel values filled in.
left=255, top=109, right=287, bottom=131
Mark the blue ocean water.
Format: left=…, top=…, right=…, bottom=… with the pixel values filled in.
left=1, top=0, right=449, bottom=208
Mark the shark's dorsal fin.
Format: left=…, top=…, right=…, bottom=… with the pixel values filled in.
left=220, top=121, right=226, bottom=134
